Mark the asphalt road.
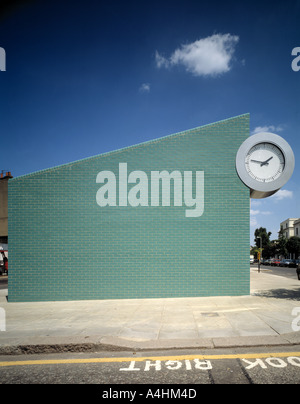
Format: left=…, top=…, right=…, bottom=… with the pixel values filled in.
left=252, top=264, right=299, bottom=280
left=1, top=346, right=300, bottom=384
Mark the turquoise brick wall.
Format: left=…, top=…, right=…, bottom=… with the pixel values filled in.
left=8, top=114, right=250, bottom=302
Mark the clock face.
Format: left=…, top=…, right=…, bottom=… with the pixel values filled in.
left=245, top=142, right=285, bottom=183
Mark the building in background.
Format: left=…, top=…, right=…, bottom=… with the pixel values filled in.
left=280, top=218, right=300, bottom=239
left=0, top=171, right=13, bottom=247
left=294, top=220, right=300, bottom=238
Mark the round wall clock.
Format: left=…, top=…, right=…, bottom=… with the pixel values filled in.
left=236, top=132, right=295, bottom=199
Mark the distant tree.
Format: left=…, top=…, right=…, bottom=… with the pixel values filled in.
left=263, top=241, right=277, bottom=259
left=276, top=228, right=287, bottom=258
left=254, top=227, right=272, bottom=258
left=250, top=245, right=259, bottom=260
left=254, top=227, right=272, bottom=247
left=286, top=236, right=300, bottom=259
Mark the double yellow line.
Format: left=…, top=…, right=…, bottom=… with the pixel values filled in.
left=1, top=351, right=300, bottom=368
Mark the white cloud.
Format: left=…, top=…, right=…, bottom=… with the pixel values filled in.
left=250, top=209, right=272, bottom=215
left=251, top=200, right=262, bottom=207
left=155, top=52, right=169, bottom=69
left=250, top=206, right=273, bottom=228
left=155, top=33, right=239, bottom=77
left=250, top=216, right=258, bottom=227
left=271, top=189, right=293, bottom=201
left=139, top=83, right=150, bottom=93
left=251, top=125, right=284, bottom=135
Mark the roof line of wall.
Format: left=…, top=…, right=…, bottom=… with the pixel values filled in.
left=11, top=113, right=249, bottom=182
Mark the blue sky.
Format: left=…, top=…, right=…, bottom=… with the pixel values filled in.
left=0, top=0, right=299, bottom=243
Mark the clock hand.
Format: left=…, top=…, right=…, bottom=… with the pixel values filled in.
left=261, top=156, right=273, bottom=166
left=250, top=159, right=264, bottom=164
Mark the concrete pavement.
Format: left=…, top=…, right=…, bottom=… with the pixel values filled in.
left=0, top=268, right=300, bottom=354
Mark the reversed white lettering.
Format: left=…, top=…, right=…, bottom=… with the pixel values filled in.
left=119, top=361, right=140, bottom=371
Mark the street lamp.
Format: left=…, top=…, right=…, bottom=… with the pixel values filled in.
left=257, top=236, right=262, bottom=273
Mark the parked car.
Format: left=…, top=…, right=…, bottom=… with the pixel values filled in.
left=290, top=260, right=300, bottom=268
left=278, top=259, right=299, bottom=268
left=271, top=259, right=281, bottom=266
left=279, top=259, right=293, bottom=267
left=260, top=259, right=268, bottom=265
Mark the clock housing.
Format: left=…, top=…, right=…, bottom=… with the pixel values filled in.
left=236, top=133, right=295, bottom=199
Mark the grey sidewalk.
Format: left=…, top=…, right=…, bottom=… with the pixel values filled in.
left=0, top=269, right=300, bottom=354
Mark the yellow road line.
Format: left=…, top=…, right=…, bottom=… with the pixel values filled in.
left=0, top=352, right=300, bottom=367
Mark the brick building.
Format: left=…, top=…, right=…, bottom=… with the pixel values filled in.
left=8, top=114, right=250, bottom=302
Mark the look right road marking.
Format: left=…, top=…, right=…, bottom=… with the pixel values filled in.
left=1, top=351, right=300, bottom=368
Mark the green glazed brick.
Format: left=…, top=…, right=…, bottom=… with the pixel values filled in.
left=8, top=114, right=250, bottom=302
